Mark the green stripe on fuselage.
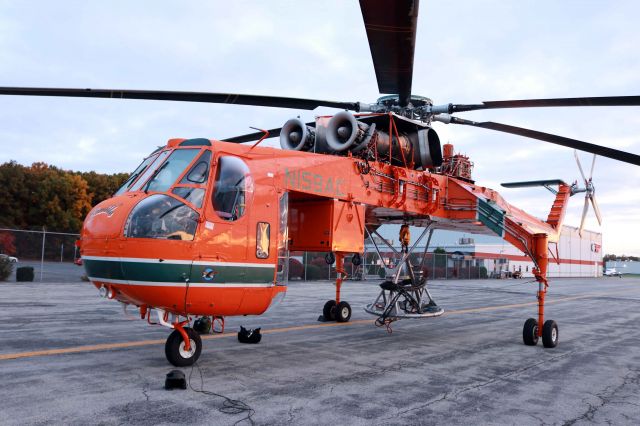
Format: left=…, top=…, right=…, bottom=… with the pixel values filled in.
left=83, top=259, right=274, bottom=284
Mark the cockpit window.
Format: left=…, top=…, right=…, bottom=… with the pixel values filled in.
left=143, top=149, right=200, bottom=193
left=115, top=153, right=159, bottom=196
left=124, top=194, right=199, bottom=241
left=180, top=150, right=211, bottom=184
left=130, top=150, right=172, bottom=192
left=172, top=187, right=205, bottom=208
left=212, top=156, right=252, bottom=221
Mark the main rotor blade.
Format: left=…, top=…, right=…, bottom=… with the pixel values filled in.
left=448, top=117, right=640, bottom=166
left=222, top=127, right=282, bottom=144
left=0, top=87, right=360, bottom=111
left=574, top=150, right=587, bottom=183
left=438, top=96, right=640, bottom=114
left=359, top=0, right=419, bottom=107
left=590, top=195, right=603, bottom=225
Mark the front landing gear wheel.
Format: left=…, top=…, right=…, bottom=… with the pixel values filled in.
left=323, top=300, right=337, bottom=321
left=542, top=320, right=559, bottom=348
left=336, top=301, right=352, bottom=323
left=523, top=318, right=539, bottom=346
left=165, top=327, right=202, bottom=366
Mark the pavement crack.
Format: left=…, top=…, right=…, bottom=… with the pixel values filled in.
left=528, top=413, right=549, bottom=426
left=562, top=368, right=640, bottom=426
left=286, top=405, right=297, bottom=425
left=134, top=373, right=151, bottom=402
left=393, top=350, right=578, bottom=419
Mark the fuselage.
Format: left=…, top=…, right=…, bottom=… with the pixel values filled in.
left=80, top=136, right=566, bottom=319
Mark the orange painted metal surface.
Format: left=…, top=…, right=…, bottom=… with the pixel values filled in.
left=289, top=199, right=364, bottom=253
left=79, top=132, right=573, bottom=336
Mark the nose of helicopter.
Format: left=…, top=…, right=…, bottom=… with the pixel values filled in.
left=81, top=194, right=141, bottom=240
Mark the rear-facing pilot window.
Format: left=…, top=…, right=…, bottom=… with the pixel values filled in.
left=212, top=156, right=252, bottom=221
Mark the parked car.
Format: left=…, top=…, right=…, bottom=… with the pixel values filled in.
left=604, top=268, right=623, bottom=277
left=0, top=254, right=18, bottom=263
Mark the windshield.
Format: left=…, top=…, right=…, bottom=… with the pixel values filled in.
left=124, top=194, right=199, bottom=241
left=114, top=152, right=160, bottom=196
left=144, top=149, right=200, bottom=193
left=130, top=150, right=172, bottom=192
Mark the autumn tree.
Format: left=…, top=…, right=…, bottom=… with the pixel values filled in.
left=0, top=161, right=127, bottom=233
left=79, top=171, right=128, bottom=206
left=0, top=232, right=16, bottom=255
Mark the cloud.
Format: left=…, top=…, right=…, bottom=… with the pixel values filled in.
left=0, top=0, right=638, bottom=254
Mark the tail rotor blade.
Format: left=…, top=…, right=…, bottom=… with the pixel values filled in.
left=590, top=195, right=603, bottom=225
left=579, top=196, right=589, bottom=237
left=574, top=150, right=587, bottom=183
left=589, top=154, right=596, bottom=180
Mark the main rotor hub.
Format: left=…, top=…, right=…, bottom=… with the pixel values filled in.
left=365, top=95, right=435, bottom=121
left=376, top=94, right=433, bottom=108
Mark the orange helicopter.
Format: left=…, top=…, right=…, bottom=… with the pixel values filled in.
left=2, top=0, right=640, bottom=367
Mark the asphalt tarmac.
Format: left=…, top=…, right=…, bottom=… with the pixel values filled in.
left=1, top=276, right=639, bottom=425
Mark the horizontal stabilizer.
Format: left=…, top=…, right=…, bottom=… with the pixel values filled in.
left=501, top=179, right=566, bottom=188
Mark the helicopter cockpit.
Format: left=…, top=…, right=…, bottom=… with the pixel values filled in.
left=115, top=139, right=223, bottom=241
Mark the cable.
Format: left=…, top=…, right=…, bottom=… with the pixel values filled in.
left=188, top=362, right=256, bottom=426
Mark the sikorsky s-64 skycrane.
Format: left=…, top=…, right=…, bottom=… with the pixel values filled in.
left=2, top=0, right=640, bottom=366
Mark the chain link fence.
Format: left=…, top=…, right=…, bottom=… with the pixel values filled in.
left=0, top=228, right=83, bottom=282
left=1, top=227, right=513, bottom=283
left=288, top=249, right=511, bottom=282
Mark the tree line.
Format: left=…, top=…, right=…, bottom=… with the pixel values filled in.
left=603, top=254, right=639, bottom=262
left=0, top=161, right=128, bottom=233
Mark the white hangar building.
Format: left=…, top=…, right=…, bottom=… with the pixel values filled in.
left=366, top=225, right=603, bottom=278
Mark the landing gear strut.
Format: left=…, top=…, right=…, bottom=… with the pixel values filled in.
left=321, top=252, right=352, bottom=322
left=522, top=233, right=559, bottom=349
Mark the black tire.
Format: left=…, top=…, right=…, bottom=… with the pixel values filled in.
left=323, top=300, right=337, bottom=321
left=542, top=320, right=559, bottom=348
left=523, top=318, right=539, bottom=346
left=165, top=327, right=202, bottom=367
left=352, top=253, right=362, bottom=266
left=335, top=301, right=352, bottom=323
left=325, top=252, right=335, bottom=265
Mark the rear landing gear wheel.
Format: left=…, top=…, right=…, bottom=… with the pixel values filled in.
left=323, top=300, right=337, bottom=321
left=523, top=318, right=539, bottom=346
left=165, top=327, right=202, bottom=367
left=542, top=320, right=559, bottom=348
left=336, top=301, right=352, bottom=323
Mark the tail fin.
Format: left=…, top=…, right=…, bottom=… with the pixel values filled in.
left=546, top=184, right=571, bottom=229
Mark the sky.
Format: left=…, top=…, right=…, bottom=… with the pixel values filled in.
left=0, top=0, right=638, bottom=255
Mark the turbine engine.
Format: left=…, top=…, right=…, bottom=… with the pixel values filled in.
left=279, top=118, right=316, bottom=151
left=279, top=112, right=443, bottom=170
